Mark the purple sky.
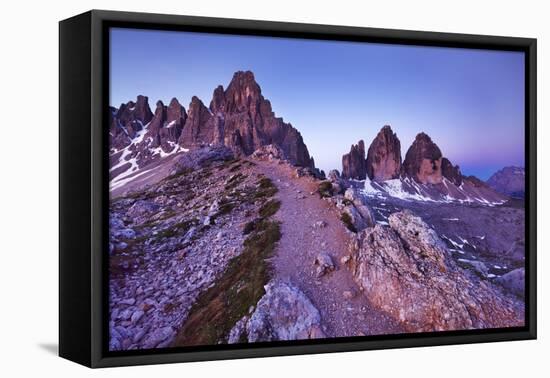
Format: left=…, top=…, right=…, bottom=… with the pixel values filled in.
left=110, top=28, right=525, bottom=180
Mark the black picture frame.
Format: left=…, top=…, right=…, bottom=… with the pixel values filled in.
left=59, top=9, right=537, bottom=368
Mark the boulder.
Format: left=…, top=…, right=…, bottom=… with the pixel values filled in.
left=327, top=169, right=341, bottom=182
left=342, top=188, right=375, bottom=231
left=314, top=251, right=335, bottom=277
left=251, top=144, right=286, bottom=161
left=495, top=268, right=525, bottom=297
left=231, top=281, right=325, bottom=342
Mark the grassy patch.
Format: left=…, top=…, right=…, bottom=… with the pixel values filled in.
left=318, top=181, right=333, bottom=198
left=340, top=212, right=357, bottom=233
left=229, top=163, right=242, bottom=172
left=242, top=219, right=257, bottom=235
left=259, top=199, right=281, bottom=218
left=252, top=177, right=278, bottom=199
left=164, top=167, right=193, bottom=182
left=172, top=173, right=282, bottom=346
left=172, top=220, right=281, bottom=346
left=224, top=173, right=246, bottom=191
left=152, top=219, right=197, bottom=241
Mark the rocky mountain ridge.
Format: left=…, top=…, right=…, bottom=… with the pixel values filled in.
left=109, top=71, right=315, bottom=186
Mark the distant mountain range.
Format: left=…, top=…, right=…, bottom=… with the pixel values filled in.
left=487, top=166, right=525, bottom=198
left=340, top=126, right=509, bottom=205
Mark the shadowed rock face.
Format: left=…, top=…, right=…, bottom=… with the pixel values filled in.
left=349, top=210, right=524, bottom=332
left=175, top=71, right=314, bottom=168
left=216, top=71, right=314, bottom=167
left=178, top=96, right=214, bottom=147
left=109, top=95, right=154, bottom=150
left=342, top=140, right=367, bottom=180
left=441, top=157, right=462, bottom=185
left=402, top=133, right=443, bottom=184
left=366, top=125, right=402, bottom=182
left=487, top=166, right=525, bottom=198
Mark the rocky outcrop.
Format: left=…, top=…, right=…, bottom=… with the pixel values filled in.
left=349, top=210, right=524, bottom=332
left=110, top=95, right=154, bottom=150
left=229, top=281, right=325, bottom=343
left=314, top=252, right=335, bottom=277
left=495, top=268, right=525, bottom=297
left=251, top=144, right=286, bottom=162
left=366, top=126, right=402, bottom=181
left=145, top=99, right=187, bottom=151
left=487, top=166, right=525, bottom=198
left=168, top=71, right=315, bottom=168
left=215, top=71, right=314, bottom=167
left=171, top=145, right=234, bottom=175
left=160, top=98, right=187, bottom=151
left=342, top=188, right=375, bottom=232
left=402, top=133, right=443, bottom=184
left=178, top=96, right=214, bottom=147
left=441, top=157, right=462, bottom=185
left=342, top=140, right=367, bottom=180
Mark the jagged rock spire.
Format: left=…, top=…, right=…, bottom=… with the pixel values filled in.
left=366, top=125, right=402, bottom=182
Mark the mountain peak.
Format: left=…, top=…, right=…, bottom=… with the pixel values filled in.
left=231, top=70, right=256, bottom=81
left=342, top=140, right=367, bottom=180
left=210, top=85, right=226, bottom=113
left=169, top=97, right=181, bottom=107
left=366, top=125, right=402, bottom=182
left=224, top=71, right=262, bottom=114
left=487, top=166, right=525, bottom=198
left=402, top=132, right=443, bottom=184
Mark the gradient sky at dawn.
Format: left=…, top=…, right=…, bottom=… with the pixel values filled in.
left=110, top=28, right=525, bottom=180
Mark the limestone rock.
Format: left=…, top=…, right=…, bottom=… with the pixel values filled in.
left=244, top=281, right=325, bottom=342
left=342, top=140, right=367, bottom=180
left=402, top=133, right=443, bottom=184
left=349, top=210, right=524, bottom=332
left=314, top=251, right=335, bottom=277
left=366, top=125, right=402, bottom=181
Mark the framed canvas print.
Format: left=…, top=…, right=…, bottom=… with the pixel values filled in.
left=59, top=10, right=537, bottom=368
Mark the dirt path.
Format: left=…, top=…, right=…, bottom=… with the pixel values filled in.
left=255, top=160, right=403, bottom=337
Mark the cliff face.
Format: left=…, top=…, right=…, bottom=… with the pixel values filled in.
left=441, top=157, right=462, bottom=186
left=342, top=140, right=367, bottom=180
left=366, top=125, right=402, bottom=182
left=402, top=132, right=443, bottom=184
left=146, top=99, right=187, bottom=151
left=207, top=71, right=314, bottom=168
